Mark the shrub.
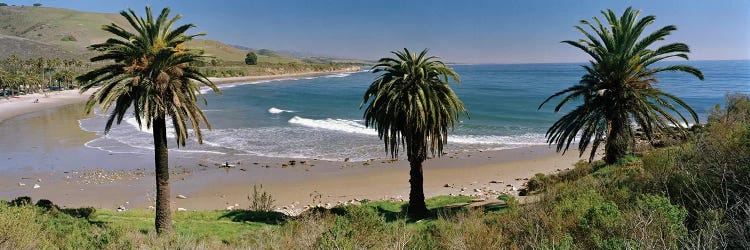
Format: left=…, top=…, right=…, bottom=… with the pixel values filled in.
left=641, top=94, right=750, bottom=248
left=577, top=201, right=628, bottom=248
left=35, top=199, right=59, bottom=211
left=9, top=196, right=31, bottom=206
left=248, top=184, right=275, bottom=212
left=60, top=35, right=77, bottom=41
left=0, top=203, right=43, bottom=249
left=625, top=195, right=688, bottom=249
left=244, top=51, right=257, bottom=65
left=526, top=173, right=550, bottom=192
left=60, top=207, right=96, bottom=220
left=430, top=209, right=504, bottom=249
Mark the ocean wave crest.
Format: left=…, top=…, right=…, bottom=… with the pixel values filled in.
left=287, top=116, right=546, bottom=145
left=268, top=107, right=295, bottom=114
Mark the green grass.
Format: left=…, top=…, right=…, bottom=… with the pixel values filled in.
left=84, top=195, right=471, bottom=244
left=93, top=209, right=271, bottom=243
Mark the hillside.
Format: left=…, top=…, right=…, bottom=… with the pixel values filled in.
left=0, top=5, right=351, bottom=65
left=0, top=34, right=73, bottom=59
left=0, top=6, right=129, bottom=59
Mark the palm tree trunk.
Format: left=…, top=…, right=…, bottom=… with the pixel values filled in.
left=408, top=159, right=429, bottom=219
left=153, top=116, right=173, bottom=234
left=604, top=119, right=628, bottom=164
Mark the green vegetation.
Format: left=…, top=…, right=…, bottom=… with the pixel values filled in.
left=361, top=49, right=467, bottom=219
left=0, top=55, right=87, bottom=96
left=77, top=6, right=220, bottom=234
left=0, top=4, right=746, bottom=249
left=540, top=7, right=704, bottom=164
left=197, top=61, right=360, bottom=78
left=0, top=94, right=748, bottom=248
left=244, top=51, right=257, bottom=65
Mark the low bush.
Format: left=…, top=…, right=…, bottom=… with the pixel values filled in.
left=60, top=35, right=77, bottom=41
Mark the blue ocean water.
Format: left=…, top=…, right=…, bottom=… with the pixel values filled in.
left=79, top=60, right=750, bottom=161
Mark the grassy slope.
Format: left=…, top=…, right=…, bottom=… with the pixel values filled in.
left=0, top=6, right=128, bottom=58
left=0, top=6, right=313, bottom=64
left=91, top=195, right=475, bottom=243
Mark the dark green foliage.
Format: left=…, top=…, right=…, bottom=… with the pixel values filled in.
left=32, top=3, right=41, bottom=6
left=0, top=3, right=7, bottom=7
left=540, top=7, right=703, bottom=164
left=61, top=207, right=97, bottom=220
left=526, top=173, right=550, bottom=192
left=244, top=51, right=257, bottom=65
left=9, top=196, right=31, bottom=206
left=35, top=199, right=59, bottom=211
left=362, top=48, right=466, bottom=159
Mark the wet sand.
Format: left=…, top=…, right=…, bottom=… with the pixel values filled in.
left=0, top=89, right=93, bottom=123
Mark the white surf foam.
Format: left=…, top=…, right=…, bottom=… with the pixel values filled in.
left=268, top=107, right=295, bottom=114
left=288, top=116, right=377, bottom=135
left=287, top=116, right=547, bottom=145
left=324, top=73, right=352, bottom=78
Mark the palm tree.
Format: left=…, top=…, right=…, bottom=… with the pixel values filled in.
left=539, top=7, right=704, bottom=164
left=77, top=6, right=220, bottom=234
left=53, top=69, right=75, bottom=89
left=361, top=48, right=467, bottom=219
left=22, top=74, right=43, bottom=94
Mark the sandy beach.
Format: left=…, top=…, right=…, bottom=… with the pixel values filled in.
left=0, top=89, right=93, bottom=123
left=0, top=67, right=589, bottom=212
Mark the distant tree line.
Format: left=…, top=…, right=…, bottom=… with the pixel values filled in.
left=0, top=55, right=88, bottom=97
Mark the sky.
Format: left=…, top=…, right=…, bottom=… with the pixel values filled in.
left=6, top=0, right=750, bottom=63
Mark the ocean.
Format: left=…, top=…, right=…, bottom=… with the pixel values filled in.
left=78, top=60, right=750, bottom=162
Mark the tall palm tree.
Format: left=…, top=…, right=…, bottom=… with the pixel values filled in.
left=539, top=7, right=704, bottom=164
left=77, top=6, right=220, bottom=234
left=361, top=48, right=467, bottom=219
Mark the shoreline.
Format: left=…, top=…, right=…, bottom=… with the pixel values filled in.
left=0, top=67, right=363, bottom=124
left=0, top=65, right=589, bottom=212
left=0, top=101, right=587, bottom=211
left=206, top=66, right=363, bottom=84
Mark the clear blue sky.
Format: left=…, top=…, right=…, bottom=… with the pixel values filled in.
left=7, top=0, right=750, bottom=63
